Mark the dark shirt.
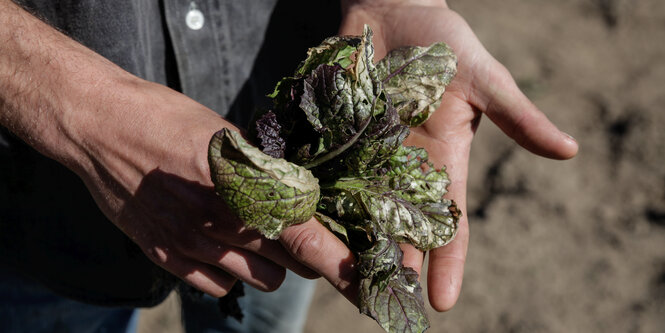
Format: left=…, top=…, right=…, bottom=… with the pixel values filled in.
left=0, top=0, right=340, bottom=306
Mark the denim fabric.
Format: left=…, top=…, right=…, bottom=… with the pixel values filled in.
left=0, top=268, right=315, bottom=333
left=181, top=271, right=317, bottom=333
left=1, top=0, right=341, bottom=308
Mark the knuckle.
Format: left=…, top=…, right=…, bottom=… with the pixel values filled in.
left=285, top=227, right=324, bottom=264
left=174, top=235, right=201, bottom=257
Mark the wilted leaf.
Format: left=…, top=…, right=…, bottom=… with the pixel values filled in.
left=208, top=128, right=319, bottom=239
left=296, top=36, right=359, bottom=76
left=357, top=232, right=429, bottom=333
left=376, top=43, right=457, bottom=126
left=321, top=179, right=457, bottom=251
left=254, top=111, right=286, bottom=158
left=382, top=146, right=451, bottom=203
left=357, top=231, right=402, bottom=280
left=360, top=266, right=430, bottom=333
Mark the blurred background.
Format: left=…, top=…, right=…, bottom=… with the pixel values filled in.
left=140, top=0, right=665, bottom=332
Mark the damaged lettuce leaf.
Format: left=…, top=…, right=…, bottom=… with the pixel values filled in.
left=319, top=173, right=457, bottom=251
left=382, top=146, right=451, bottom=203
left=209, top=25, right=458, bottom=333
left=254, top=111, right=286, bottom=159
left=376, top=43, right=457, bottom=127
left=360, top=267, right=429, bottom=333
left=358, top=233, right=429, bottom=332
left=357, top=231, right=403, bottom=281
left=319, top=146, right=457, bottom=251
left=266, top=26, right=381, bottom=169
left=208, top=128, right=319, bottom=239
left=334, top=98, right=410, bottom=175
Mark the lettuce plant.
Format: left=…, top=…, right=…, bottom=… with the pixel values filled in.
left=209, top=26, right=459, bottom=333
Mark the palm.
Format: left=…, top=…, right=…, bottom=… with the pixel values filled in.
left=340, top=4, right=578, bottom=311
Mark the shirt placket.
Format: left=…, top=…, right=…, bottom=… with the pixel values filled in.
left=162, top=0, right=232, bottom=116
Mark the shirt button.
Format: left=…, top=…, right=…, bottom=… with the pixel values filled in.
left=186, top=2, right=205, bottom=30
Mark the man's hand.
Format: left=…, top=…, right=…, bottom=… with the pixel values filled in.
left=339, top=0, right=579, bottom=311
left=0, top=0, right=359, bottom=298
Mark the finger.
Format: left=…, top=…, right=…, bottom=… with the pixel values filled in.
left=240, top=236, right=321, bottom=280
left=406, top=125, right=471, bottom=312
left=427, top=213, right=468, bottom=311
left=200, top=194, right=321, bottom=279
left=164, top=255, right=237, bottom=298
left=427, top=167, right=469, bottom=312
left=403, top=99, right=472, bottom=311
left=280, top=218, right=359, bottom=303
left=399, top=243, right=424, bottom=276
left=472, top=59, right=578, bottom=160
left=207, top=225, right=321, bottom=280
left=181, top=239, right=287, bottom=292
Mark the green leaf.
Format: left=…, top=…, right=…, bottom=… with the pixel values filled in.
left=361, top=189, right=457, bottom=251
left=208, top=128, right=320, bottom=239
left=349, top=25, right=381, bottom=105
left=376, top=43, right=457, bottom=126
left=382, top=146, right=451, bottom=203
left=417, top=200, right=459, bottom=247
left=319, top=185, right=457, bottom=251
left=320, top=145, right=459, bottom=251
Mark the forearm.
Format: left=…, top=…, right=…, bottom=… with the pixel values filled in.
left=0, top=1, right=126, bottom=167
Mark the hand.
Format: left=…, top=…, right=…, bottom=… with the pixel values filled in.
left=339, top=1, right=578, bottom=311
left=66, top=76, right=363, bottom=298
left=0, top=0, right=358, bottom=298
left=69, top=79, right=334, bottom=297
left=77, top=78, right=366, bottom=298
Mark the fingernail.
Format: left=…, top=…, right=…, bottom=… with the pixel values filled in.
left=562, top=131, right=577, bottom=144
left=561, top=131, right=579, bottom=158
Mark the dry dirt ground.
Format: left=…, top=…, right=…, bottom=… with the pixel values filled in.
left=139, top=0, right=665, bottom=332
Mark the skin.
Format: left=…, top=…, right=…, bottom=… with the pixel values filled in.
left=0, top=0, right=577, bottom=314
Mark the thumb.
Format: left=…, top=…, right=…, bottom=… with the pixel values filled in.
left=473, top=58, right=578, bottom=160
